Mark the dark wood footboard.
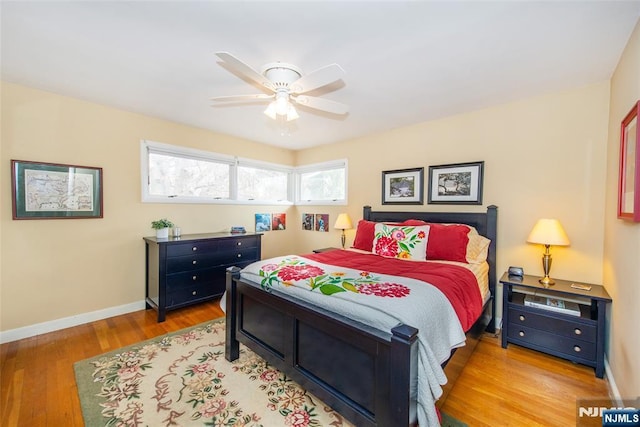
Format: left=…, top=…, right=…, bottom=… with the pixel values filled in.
left=225, top=205, right=498, bottom=427
left=225, top=267, right=419, bottom=427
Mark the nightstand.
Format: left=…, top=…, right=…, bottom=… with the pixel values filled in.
left=312, top=247, right=339, bottom=253
left=500, top=272, right=611, bottom=378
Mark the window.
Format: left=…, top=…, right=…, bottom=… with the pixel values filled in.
left=141, top=140, right=346, bottom=205
left=142, top=141, right=235, bottom=203
left=148, top=151, right=230, bottom=199
left=295, top=160, right=347, bottom=205
left=237, top=160, right=292, bottom=203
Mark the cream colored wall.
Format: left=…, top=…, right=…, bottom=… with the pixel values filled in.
left=604, top=19, right=640, bottom=398
left=0, top=82, right=298, bottom=331
left=0, top=75, right=616, bottom=374
left=296, top=82, right=611, bottom=298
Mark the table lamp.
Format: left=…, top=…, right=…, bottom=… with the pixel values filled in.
left=333, top=213, right=353, bottom=249
left=526, top=218, right=570, bottom=286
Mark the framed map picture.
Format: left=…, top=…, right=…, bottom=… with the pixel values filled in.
left=11, top=160, right=103, bottom=219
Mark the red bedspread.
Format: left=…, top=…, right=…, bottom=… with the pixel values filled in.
left=304, top=250, right=483, bottom=331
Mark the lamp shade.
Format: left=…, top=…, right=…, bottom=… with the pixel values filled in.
left=334, top=213, right=353, bottom=230
left=526, top=219, right=570, bottom=246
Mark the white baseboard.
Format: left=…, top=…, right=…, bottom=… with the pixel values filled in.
left=604, top=357, right=622, bottom=404
left=0, top=300, right=146, bottom=344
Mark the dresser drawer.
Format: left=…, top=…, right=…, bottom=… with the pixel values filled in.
left=219, top=236, right=259, bottom=251
left=508, top=324, right=596, bottom=361
left=167, top=281, right=220, bottom=307
left=220, top=246, right=260, bottom=266
left=167, top=267, right=223, bottom=289
left=508, top=306, right=596, bottom=343
left=167, top=240, right=220, bottom=257
left=167, top=253, right=225, bottom=273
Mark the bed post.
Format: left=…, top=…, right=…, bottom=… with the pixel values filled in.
left=363, top=205, right=372, bottom=221
left=389, top=324, right=419, bottom=427
left=225, top=266, right=241, bottom=361
left=485, top=205, right=498, bottom=333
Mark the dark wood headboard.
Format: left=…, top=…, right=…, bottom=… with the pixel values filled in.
left=363, top=205, right=498, bottom=332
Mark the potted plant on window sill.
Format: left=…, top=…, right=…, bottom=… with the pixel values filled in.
left=151, top=218, right=174, bottom=239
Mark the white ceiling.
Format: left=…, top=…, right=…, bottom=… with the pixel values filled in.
left=2, top=1, right=639, bottom=150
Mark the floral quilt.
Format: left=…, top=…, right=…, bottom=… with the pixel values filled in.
left=240, top=255, right=468, bottom=427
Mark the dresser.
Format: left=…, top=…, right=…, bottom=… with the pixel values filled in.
left=500, top=272, right=611, bottom=378
left=144, top=232, right=262, bottom=322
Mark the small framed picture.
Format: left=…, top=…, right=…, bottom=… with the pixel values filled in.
left=315, top=214, right=329, bottom=232
left=302, top=213, right=314, bottom=230
left=11, top=160, right=103, bottom=219
left=381, top=167, right=424, bottom=205
left=272, top=213, right=286, bottom=230
left=618, top=100, right=640, bottom=222
left=428, top=161, right=484, bottom=205
left=255, top=213, right=272, bottom=232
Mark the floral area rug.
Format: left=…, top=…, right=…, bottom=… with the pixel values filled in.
left=74, top=318, right=467, bottom=427
left=74, top=318, right=351, bottom=427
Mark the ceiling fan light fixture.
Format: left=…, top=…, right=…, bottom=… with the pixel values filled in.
left=286, top=105, right=299, bottom=122
left=264, top=102, right=277, bottom=120
left=214, top=52, right=347, bottom=122
left=275, top=95, right=289, bottom=115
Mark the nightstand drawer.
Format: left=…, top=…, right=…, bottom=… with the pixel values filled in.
left=508, top=307, right=596, bottom=343
left=507, top=325, right=596, bottom=361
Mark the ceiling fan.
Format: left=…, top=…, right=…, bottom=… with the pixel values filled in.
left=211, top=52, right=348, bottom=122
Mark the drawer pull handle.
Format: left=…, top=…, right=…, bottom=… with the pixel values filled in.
left=518, top=331, right=525, bottom=337
left=237, top=253, right=242, bottom=258
left=192, top=246, right=198, bottom=252
left=192, top=275, right=197, bottom=281
left=237, top=242, right=242, bottom=246
left=192, top=291, right=197, bottom=296
left=574, top=328, right=582, bottom=335
left=192, top=260, right=197, bottom=265
left=574, top=345, right=581, bottom=353
left=519, top=315, right=525, bottom=321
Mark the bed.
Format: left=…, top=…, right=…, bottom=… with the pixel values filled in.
left=224, top=205, right=497, bottom=427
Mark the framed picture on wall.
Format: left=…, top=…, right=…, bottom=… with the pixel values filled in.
left=302, top=213, right=314, bottom=230
left=381, top=167, right=424, bottom=205
left=618, top=100, right=640, bottom=222
left=315, top=214, right=329, bottom=232
left=428, top=161, right=484, bottom=205
left=255, top=213, right=272, bottom=232
left=11, top=160, right=103, bottom=219
left=272, top=213, right=286, bottom=230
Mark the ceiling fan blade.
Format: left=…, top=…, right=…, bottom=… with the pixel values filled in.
left=215, top=51, right=274, bottom=91
left=293, top=95, right=349, bottom=115
left=289, top=64, right=345, bottom=94
left=210, top=94, right=273, bottom=102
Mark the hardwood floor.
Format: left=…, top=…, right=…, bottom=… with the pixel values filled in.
left=1, top=300, right=610, bottom=426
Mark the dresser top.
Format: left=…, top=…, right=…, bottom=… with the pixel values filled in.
left=143, top=232, right=261, bottom=244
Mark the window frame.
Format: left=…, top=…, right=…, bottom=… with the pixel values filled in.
left=294, top=159, right=348, bottom=206
left=141, top=140, right=346, bottom=206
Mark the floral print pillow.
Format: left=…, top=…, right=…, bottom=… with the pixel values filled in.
left=372, top=223, right=430, bottom=261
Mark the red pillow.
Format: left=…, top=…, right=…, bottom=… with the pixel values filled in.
left=401, top=219, right=428, bottom=226
left=425, top=223, right=470, bottom=262
left=352, top=220, right=376, bottom=251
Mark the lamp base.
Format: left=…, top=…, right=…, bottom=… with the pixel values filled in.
left=538, top=275, right=555, bottom=287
